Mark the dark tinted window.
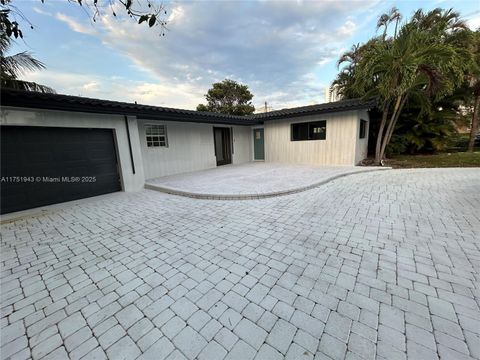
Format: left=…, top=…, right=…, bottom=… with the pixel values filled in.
left=291, top=121, right=326, bottom=141
left=359, top=119, right=367, bottom=139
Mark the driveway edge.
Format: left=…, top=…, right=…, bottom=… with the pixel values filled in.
left=144, top=167, right=391, bottom=200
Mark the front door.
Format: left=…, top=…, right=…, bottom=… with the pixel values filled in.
left=213, top=127, right=232, bottom=166
left=253, top=128, right=265, bottom=160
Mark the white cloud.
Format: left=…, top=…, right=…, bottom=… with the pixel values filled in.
left=55, top=13, right=97, bottom=36
left=337, top=20, right=357, bottom=37
left=26, top=70, right=204, bottom=109
left=467, top=13, right=480, bottom=30
left=44, top=0, right=382, bottom=109
left=167, top=6, right=185, bottom=23
left=82, top=81, right=99, bottom=92
left=33, top=7, right=52, bottom=16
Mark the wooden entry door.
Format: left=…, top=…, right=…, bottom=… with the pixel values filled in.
left=213, top=127, right=232, bottom=166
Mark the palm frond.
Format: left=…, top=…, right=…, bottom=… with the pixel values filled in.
left=0, top=28, right=54, bottom=93
left=1, top=79, right=56, bottom=93
left=0, top=32, right=10, bottom=54
left=389, top=7, right=401, bottom=21
left=377, top=14, right=390, bottom=30
left=1, top=51, right=46, bottom=78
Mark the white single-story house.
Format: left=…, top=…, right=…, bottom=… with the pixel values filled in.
left=0, top=88, right=375, bottom=213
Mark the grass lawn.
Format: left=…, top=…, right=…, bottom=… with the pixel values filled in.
left=384, top=151, right=480, bottom=169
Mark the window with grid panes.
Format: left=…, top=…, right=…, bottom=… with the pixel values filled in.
left=145, top=124, right=168, bottom=147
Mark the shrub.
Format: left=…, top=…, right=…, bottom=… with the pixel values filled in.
left=386, top=135, right=408, bottom=157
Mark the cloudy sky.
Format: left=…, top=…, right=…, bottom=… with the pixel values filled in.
left=9, top=0, right=480, bottom=111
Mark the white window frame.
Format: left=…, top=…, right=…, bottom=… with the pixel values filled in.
left=145, top=124, right=168, bottom=147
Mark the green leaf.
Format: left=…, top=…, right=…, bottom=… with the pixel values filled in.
left=138, top=15, right=148, bottom=24
left=148, top=15, right=156, bottom=27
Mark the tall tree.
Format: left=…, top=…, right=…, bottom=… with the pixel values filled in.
left=335, top=8, right=471, bottom=164
left=0, top=32, right=54, bottom=92
left=197, top=79, right=255, bottom=116
left=334, top=40, right=379, bottom=99
left=377, top=7, right=402, bottom=39
left=466, top=30, right=480, bottom=151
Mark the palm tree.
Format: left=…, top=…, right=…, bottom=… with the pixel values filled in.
left=412, top=10, right=478, bottom=151
left=334, top=40, right=380, bottom=99
left=373, top=29, right=465, bottom=163
left=336, top=9, right=471, bottom=164
left=466, top=30, right=480, bottom=152
left=376, top=7, right=402, bottom=39
left=334, top=43, right=362, bottom=98
left=0, top=32, right=55, bottom=93
left=412, top=8, right=467, bottom=33
left=377, top=13, right=390, bottom=39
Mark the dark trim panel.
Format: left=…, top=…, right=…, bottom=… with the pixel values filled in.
left=124, top=116, right=136, bottom=174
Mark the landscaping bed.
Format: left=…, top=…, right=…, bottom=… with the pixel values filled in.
left=383, top=151, right=480, bottom=168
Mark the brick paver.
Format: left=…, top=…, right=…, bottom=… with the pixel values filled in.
left=1, top=168, right=479, bottom=359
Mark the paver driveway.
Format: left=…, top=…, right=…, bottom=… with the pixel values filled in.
left=1, top=168, right=479, bottom=360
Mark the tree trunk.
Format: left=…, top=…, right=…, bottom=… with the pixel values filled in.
left=380, top=95, right=408, bottom=159
left=374, top=104, right=389, bottom=165
left=378, top=96, right=403, bottom=163
left=467, top=95, right=480, bottom=152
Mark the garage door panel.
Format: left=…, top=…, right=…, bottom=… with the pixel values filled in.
left=29, top=151, right=53, bottom=163
left=63, top=164, right=89, bottom=176
left=63, top=150, right=86, bottom=161
left=1, top=126, right=122, bottom=214
left=89, top=147, right=116, bottom=159
left=92, top=162, right=118, bottom=174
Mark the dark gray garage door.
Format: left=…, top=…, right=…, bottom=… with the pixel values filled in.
left=1, top=126, right=122, bottom=214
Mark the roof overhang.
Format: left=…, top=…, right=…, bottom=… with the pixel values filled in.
left=0, top=89, right=259, bottom=126
left=1, top=88, right=376, bottom=126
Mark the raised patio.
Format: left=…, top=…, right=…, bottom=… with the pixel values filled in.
left=144, top=163, right=389, bottom=199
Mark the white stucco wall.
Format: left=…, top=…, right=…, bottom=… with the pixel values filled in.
left=263, top=110, right=361, bottom=166
left=0, top=107, right=145, bottom=191
left=137, top=120, right=252, bottom=179
left=355, top=110, right=370, bottom=165
left=231, top=126, right=252, bottom=164
left=1, top=106, right=368, bottom=198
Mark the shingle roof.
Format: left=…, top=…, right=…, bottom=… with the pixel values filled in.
left=0, top=88, right=257, bottom=125
left=251, top=98, right=377, bottom=120
left=1, top=88, right=376, bottom=126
